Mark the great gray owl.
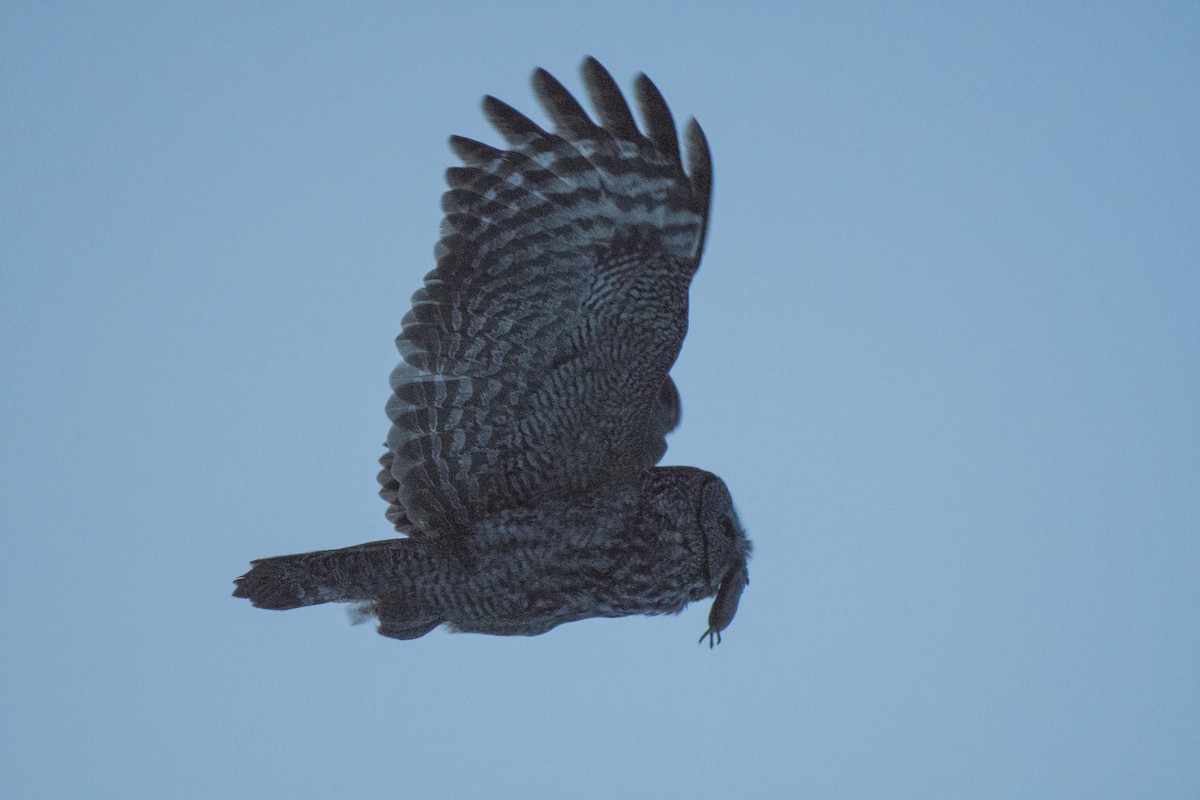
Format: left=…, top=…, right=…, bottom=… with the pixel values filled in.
left=234, top=57, right=751, bottom=646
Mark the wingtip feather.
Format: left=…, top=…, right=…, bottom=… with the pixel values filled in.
left=482, top=94, right=544, bottom=144
left=633, top=72, right=681, bottom=164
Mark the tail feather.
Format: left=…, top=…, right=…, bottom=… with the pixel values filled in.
left=233, top=538, right=435, bottom=619
left=232, top=554, right=329, bottom=610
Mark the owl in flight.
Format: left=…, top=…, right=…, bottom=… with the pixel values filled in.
left=234, top=58, right=751, bottom=646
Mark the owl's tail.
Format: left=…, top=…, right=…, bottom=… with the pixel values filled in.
left=232, top=539, right=410, bottom=611
left=232, top=552, right=335, bottom=610
left=234, top=539, right=448, bottom=640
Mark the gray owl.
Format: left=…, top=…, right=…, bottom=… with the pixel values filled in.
left=234, top=58, right=751, bottom=646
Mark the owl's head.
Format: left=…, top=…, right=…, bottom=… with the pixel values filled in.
left=696, top=473, right=751, bottom=647
left=643, top=466, right=752, bottom=646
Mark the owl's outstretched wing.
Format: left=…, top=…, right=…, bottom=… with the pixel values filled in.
left=379, top=58, right=711, bottom=537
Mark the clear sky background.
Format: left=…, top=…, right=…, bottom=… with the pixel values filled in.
left=2, top=3, right=1197, bottom=798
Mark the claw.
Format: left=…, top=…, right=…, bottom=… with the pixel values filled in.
left=698, top=628, right=722, bottom=648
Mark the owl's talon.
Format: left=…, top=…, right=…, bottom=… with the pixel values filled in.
left=699, top=628, right=721, bottom=648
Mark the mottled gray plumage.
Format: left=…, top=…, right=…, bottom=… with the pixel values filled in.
left=237, top=468, right=748, bottom=642
left=234, top=58, right=751, bottom=645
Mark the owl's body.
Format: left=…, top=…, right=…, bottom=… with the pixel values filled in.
left=235, top=58, right=751, bottom=645
left=235, top=467, right=747, bottom=640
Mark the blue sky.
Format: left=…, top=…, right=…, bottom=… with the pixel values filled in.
left=2, top=3, right=1198, bottom=798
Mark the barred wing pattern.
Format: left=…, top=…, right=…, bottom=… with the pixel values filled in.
left=379, top=58, right=712, bottom=536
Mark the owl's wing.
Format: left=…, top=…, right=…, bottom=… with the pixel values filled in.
left=379, top=58, right=711, bottom=537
